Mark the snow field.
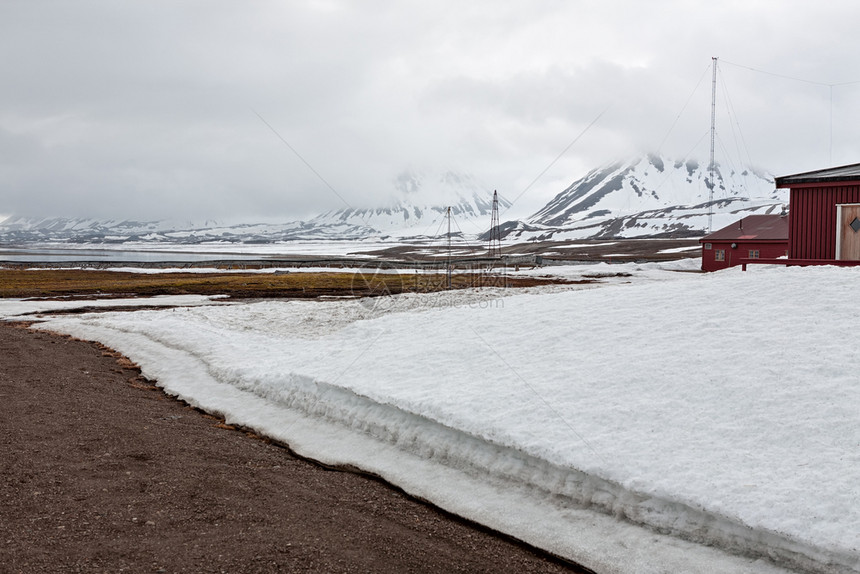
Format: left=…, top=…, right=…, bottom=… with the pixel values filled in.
left=0, top=294, right=226, bottom=317
left=13, top=262, right=860, bottom=573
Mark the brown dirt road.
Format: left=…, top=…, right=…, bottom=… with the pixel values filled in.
left=0, top=322, right=591, bottom=574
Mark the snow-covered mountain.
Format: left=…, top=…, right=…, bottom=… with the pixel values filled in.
left=0, top=216, right=380, bottom=244
left=495, top=154, right=787, bottom=240
left=0, top=171, right=504, bottom=244
left=0, top=159, right=787, bottom=245
left=312, top=170, right=509, bottom=238
left=0, top=217, right=223, bottom=237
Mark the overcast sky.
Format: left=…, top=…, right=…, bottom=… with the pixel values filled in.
left=3, top=0, right=860, bottom=223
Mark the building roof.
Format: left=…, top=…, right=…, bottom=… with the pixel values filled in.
left=700, top=214, right=789, bottom=243
left=775, top=162, right=860, bottom=187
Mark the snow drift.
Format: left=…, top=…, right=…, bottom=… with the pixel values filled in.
left=17, top=264, right=860, bottom=574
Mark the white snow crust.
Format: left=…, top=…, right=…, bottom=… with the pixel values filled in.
left=0, top=294, right=225, bottom=317
left=8, top=262, right=860, bottom=574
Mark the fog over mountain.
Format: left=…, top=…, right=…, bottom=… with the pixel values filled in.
left=0, top=156, right=786, bottom=244
left=0, top=170, right=506, bottom=243
left=3, top=2, right=860, bottom=224
left=312, top=171, right=511, bottom=238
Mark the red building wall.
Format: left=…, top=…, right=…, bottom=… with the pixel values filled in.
left=701, top=240, right=788, bottom=272
left=789, top=184, right=860, bottom=259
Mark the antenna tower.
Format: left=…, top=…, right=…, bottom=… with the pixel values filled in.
left=488, top=190, right=501, bottom=258
left=708, top=56, right=718, bottom=233
left=446, top=206, right=452, bottom=289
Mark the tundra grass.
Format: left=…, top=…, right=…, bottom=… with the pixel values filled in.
left=0, top=269, right=578, bottom=299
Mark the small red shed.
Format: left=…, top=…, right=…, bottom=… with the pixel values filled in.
left=700, top=214, right=788, bottom=272
left=775, top=163, right=860, bottom=262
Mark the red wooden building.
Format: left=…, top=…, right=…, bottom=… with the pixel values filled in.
left=775, top=163, right=860, bottom=262
left=700, top=214, right=788, bottom=271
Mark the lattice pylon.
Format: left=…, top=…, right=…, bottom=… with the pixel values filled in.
left=488, top=190, right=501, bottom=258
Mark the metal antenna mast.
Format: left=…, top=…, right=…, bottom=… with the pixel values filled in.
left=446, top=206, right=452, bottom=289
left=488, top=190, right=501, bottom=258
left=708, top=56, right=718, bottom=233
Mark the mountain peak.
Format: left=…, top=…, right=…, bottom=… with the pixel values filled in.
left=393, top=170, right=423, bottom=195
left=509, top=153, right=785, bottom=240
left=314, top=170, right=509, bottom=237
left=1, top=155, right=785, bottom=245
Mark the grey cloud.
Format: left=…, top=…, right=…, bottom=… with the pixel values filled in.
left=3, top=1, right=860, bottom=222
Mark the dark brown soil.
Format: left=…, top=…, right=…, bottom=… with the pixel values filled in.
left=354, top=238, right=701, bottom=263
left=0, top=322, right=590, bottom=574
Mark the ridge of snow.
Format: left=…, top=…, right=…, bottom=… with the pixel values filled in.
left=1, top=158, right=785, bottom=243
left=16, top=264, right=860, bottom=573
left=497, top=153, right=786, bottom=240
left=530, top=154, right=779, bottom=226
left=312, top=170, right=510, bottom=237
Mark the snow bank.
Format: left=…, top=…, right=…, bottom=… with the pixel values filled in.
left=22, top=264, right=860, bottom=573
left=0, top=294, right=225, bottom=318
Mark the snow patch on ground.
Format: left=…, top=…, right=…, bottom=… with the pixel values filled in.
left=0, top=294, right=226, bottom=318
left=7, top=263, right=858, bottom=573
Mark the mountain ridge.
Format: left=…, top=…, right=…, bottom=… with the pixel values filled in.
left=0, top=156, right=786, bottom=244
left=312, top=170, right=510, bottom=238
left=491, top=154, right=785, bottom=241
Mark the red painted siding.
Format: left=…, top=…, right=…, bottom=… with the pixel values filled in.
left=789, top=185, right=860, bottom=259
left=701, top=240, right=788, bottom=272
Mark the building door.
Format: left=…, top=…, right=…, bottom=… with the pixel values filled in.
left=837, top=204, right=860, bottom=260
